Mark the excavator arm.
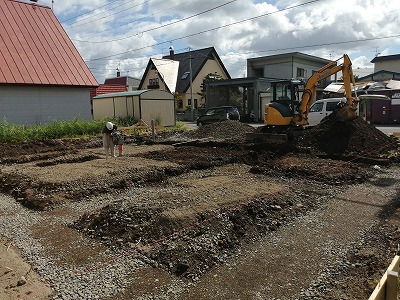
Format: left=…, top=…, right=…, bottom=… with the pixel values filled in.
left=294, top=54, right=358, bottom=124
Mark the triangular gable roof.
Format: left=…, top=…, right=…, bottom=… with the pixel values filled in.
left=151, top=58, right=179, bottom=93
left=163, top=47, right=231, bottom=93
left=138, top=58, right=179, bottom=93
left=0, top=0, right=98, bottom=87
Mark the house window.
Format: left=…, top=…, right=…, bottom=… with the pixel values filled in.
left=148, top=78, right=160, bottom=89
left=149, top=78, right=160, bottom=85
left=181, top=72, right=190, bottom=79
left=188, top=99, right=191, bottom=106
left=297, top=68, right=305, bottom=78
left=177, top=99, right=183, bottom=109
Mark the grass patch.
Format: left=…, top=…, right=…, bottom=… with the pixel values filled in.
left=0, top=119, right=105, bottom=143
left=0, top=119, right=189, bottom=143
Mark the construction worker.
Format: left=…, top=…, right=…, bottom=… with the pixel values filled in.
left=102, top=121, right=117, bottom=159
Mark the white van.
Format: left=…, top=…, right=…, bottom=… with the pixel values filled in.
left=308, top=98, right=345, bottom=125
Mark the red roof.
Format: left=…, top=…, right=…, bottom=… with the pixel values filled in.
left=0, top=0, right=98, bottom=87
left=90, top=84, right=127, bottom=100
left=104, top=77, right=128, bottom=86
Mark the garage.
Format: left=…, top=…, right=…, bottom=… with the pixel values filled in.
left=92, top=89, right=176, bottom=126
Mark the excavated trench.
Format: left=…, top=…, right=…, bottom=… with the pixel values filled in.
left=0, top=117, right=399, bottom=288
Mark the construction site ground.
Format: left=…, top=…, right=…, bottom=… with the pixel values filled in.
left=1, top=118, right=400, bottom=299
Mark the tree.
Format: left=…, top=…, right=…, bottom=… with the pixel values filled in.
left=198, top=73, right=224, bottom=107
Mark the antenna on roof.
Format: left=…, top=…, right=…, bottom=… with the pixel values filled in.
left=374, top=47, right=380, bottom=57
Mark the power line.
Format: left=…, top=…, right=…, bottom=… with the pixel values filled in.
left=86, top=0, right=323, bottom=61
left=72, top=0, right=238, bottom=43
left=60, top=0, right=124, bottom=24
left=76, top=0, right=197, bottom=39
left=86, top=33, right=400, bottom=79
left=64, top=0, right=153, bottom=29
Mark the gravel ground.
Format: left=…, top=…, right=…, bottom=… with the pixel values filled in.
left=0, top=119, right=399, bottom=299
left=1, top=163, right=399, bottom=299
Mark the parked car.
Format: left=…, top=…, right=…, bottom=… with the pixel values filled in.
left=196, top=106, right=240, bottom=126
left=307, top=98, right=344, bottom=125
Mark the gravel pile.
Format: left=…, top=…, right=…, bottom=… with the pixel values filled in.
left=161, top=120, right=255, bottom=143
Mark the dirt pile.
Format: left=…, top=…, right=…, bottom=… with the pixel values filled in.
left=296, top=114, right=398, bottom=156
left=162, top=120, right=255, bottom=143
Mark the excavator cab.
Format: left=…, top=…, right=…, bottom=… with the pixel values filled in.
left=264, top=80, right=305, bottom=127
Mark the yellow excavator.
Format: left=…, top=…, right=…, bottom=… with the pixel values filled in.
left=249, top=54, right=359, bottom=142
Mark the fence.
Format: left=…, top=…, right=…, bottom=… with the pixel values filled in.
left=369, top=255, right=400, bottom=300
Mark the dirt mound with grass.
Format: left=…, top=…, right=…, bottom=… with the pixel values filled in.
left=295, top=114, right=398, bottom=156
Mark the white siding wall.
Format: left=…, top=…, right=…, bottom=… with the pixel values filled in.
left=0, top=86, right=92, bottom=124
left=374, top=60, right=400, bottom=73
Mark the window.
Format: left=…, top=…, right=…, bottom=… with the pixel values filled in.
left=309, top=102, right=323, bottom=112
left=177, top=99, right=183, bottom=109
left=181, top=72, right=190, bottom=79
left=297, top=68, right=305, bottom=78
left=205, top=109, right=215, bottom=116
left=275, top=82, right=291, bottom=101
left=326, top=101, right=340, bottom=111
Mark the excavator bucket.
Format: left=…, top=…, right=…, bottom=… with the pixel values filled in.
left=335, top=106, right=358, bottom=122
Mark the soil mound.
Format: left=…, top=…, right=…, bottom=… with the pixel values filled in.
left=162, top=120, right=255, bottom=143
left=296, top=114, right=398, bottom=156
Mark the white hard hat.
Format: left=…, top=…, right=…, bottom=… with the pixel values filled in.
left=106, top=122, right=113, bottom=130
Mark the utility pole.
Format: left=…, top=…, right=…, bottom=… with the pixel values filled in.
left=189, top=48, right=194, bottom=121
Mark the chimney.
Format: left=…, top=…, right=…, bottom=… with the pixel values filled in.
left=116, top=68, right=120, bottom=77
left=169, top=46, right=174, bottom=60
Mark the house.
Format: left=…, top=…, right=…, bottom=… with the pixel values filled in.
left=90, top=84, right=127, bottom=101
left=138, top=47, right=231, bottom=111
left=0, top=0, right=98, bottom=125
left=371, top=54, right=400, bottom=73
left=104, top=73, right=141, bottom=91
left=357, top=70, right=400, bottom=82
left=247, top=52, right=332, bottom=83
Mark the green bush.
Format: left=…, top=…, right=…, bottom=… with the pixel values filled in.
left=111, top=116, right=138, bottom=127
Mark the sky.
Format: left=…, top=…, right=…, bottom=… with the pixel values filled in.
left=33, top=0, right=400, bottom=84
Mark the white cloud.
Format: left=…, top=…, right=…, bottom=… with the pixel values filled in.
left=35, top=0, right=400, bottom=82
